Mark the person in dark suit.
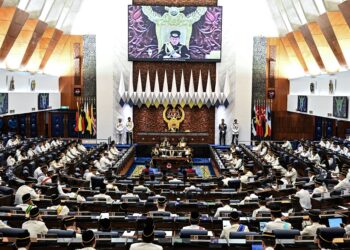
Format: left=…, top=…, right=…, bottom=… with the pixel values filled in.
left=219, top=119, right=227, bottom=145
left=159, top=30, right=190, bottom=59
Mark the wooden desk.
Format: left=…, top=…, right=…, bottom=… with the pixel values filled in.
left=152, top=156, right=190, bottom=173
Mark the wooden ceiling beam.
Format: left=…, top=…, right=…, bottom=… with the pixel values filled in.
left=39, top=28, right=63, bottom=70
left=285, top=32, right=309, bottom=73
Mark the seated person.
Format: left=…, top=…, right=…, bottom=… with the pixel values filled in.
left=264, top=203, right=291, bottom=232
left=81, top=230, right=96, bottom=250
left=285, top=162, right=297, bottom=184
left=168, top=146, right=175, bottom=157
left=294, top=182, right=312, bottom=210
left=22, top=207, right=48, bottom=238
left=106, top=176, right=119, bottom=191
left=47, top=194, right=70, bottom=215
left=281, top=140, right=292, bottom=150
left=142, top=164, right=152, bottom=175
left=214, top=199, right=237, bottom=217
left=160, top=138, right=170, bottom=148
left=57, top=185, right=86, bottom=202
left=15, top=230, right=31, bottom=249
left=333, top=170, right=350, bottom=191
left=220, top=211, right=249, bottom=240
left=177, top=137, right=187, bottom=148
left=182, top=211, right=206, bottom=230
left=16, top=193, right=36, bottom=214
left=134, top=176, right=151, bottom=193
left=222, top=173, right=236, bottom=187
left=261, top=232, right=276, bottom=250
left=62, top=216, right=82, bottom=238
left=184, top=184, right=201, bottom=192
left=185, top=165, right=196, bottom=175
left=311, top=178, right=328, bottom=197
left=121, top=184, right=140, bottom=201
left=240, top=166, right=253, bottom=184
left=252, top=196, right=271, bottom=218
left=301, top=210, right=326, bottom=237
left=15, top=177, right=40, bottom=205
left=130, top=218, right=163, bottom=250
left=168, top=175, right=183, bottom=184
left=98, top=217, right=112, bottom=232
left=93, top=184, right=114, bottom=203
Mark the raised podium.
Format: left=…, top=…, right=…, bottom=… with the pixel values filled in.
left=136, top=131, right=210, bottom=144
left=152, top=156, right=190, bottom=173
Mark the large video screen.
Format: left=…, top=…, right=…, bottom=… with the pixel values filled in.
left=128, top=5, right=222, bottom=62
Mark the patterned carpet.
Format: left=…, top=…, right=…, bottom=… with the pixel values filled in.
left=130, top=165, right=212, bottom=178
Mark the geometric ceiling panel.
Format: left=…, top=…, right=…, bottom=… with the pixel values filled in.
left=2, top=0, right=19, bottom=7
left=324, top=0, right=345, bottom=11
left=299, top=0, right=321, bottom=22
left=25, top=0, right=45, bottom=19
left=281, top=0, right=303, bottom=29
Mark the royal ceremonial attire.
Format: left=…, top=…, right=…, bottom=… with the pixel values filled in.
left=126, top=120, right=134, bottom=144
left=116, top=121, right=125, bottom=144
left=219, top=123, right=227, bottom=146
left=159, top=43, right=190, bottom=59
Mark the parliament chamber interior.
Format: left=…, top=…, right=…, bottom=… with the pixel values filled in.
left=2, top=0, right=350, bottom=249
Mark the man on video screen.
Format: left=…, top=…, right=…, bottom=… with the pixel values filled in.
left=159, top=30, right=190, bottom=59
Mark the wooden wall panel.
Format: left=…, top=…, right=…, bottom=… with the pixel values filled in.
left=299, top=24, right=325, bottom=70
left=268, top=38, right=315, bottom=140
left=0, top=8, right=28, bottom=61
left=20, top=20, right=47, bottom=66
left=318, top=13, right=347, bottom=67
left=0, top=7, right=16, bottom=50
left=39, top=28, right=63, bottom=70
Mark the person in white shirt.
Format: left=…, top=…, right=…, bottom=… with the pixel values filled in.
left=214, top=199, right=236, bottom=217
left=264, top=203, right=291, bottom=233
left=47, top=194, right=70, bottom=215
left=260, top=143, right=268, bottom=157
left=340, top=145, right=348, bottom=155
left=325, top=140, right=331, bottom=149
left=106, top=176, right=119, bottom=191
left=22, top=207, right=48, bottom=238
left=231, top=155, right=243, bottom=170
left=51, top=138, right=58, bottom=147
left=57, top=185, right=86, bottom=202
left=17, top=150, right=28, bottom=162
left=261, top=232, right=276, bottom=250
left=311, top=179, right=328, bottom=197
left=116, top=118, right=125, bottom=144
left=319, top=138, right=326, bottom=148
left=27, top=144, right=36, bottom=159
left=33, top=164, right=48, bottom=180
left=182, top=211, right=206, bottom=230
left=6, top=137, right=16, bottom=147
left=80, top=230, right=97, bottom=250
left=252, top=197, right=271, bottom=218
left=62, top=216, right=82, bottom=238
left=121, top=184, right=140, bottom=201
left=252, top=141, right=262, bottom=152
left=300, top=147, right=310, bottom=158
left=109, top=141, right=120, bottom=156
left=184, top=184, right=200, bottom=192
left=100, top=152, right=112, bottom=170
left=330, top=142, right=341, bottom=152
left=294, top=143, right=303, bottom=154
left=49, top=159, right=63, bottom=171
left=44, top=140, right=51, bottom=151
left=15, top=178, right=40, bottom=205
left=40, top=142, right=47, bottom=153
left=301, top=210, right=326, bottom=237
left=93, top=184, right=114, bottom=203
left=16, top=193, right=36, bottom=214
left=285, top=163, right=298, bottom=184
left=220, top=211, right=249, bottom=240
left=6, top=154, right=16, bottom=166
left=281, top=140, right=292, bottom=151
left=308, top=149, right=321, bottom=164
left=34, top=142, right=43, bottom=154
left=231, top=119, right=239, bottom=145
left=294, top=182, right=312, bottom=210
left=240, top=166, right=253, bottom=184
left=77, top=140, right=87, bottom=153
left=130, top=219, right=163, bottom=250
left=126, top=117, right=134, bottom=145
left=85, top=166, right=98, bottom=183
left=333, top=170, right=350, bottom=191
left=222, top=174, right=235, bottom=187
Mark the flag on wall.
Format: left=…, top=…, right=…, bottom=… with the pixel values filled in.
left=264, top=103, right=271, bottom=137
left=91, top=103, right=96, bottom=136
left=74, top=102, right=80, bottom=132
left=86, top=101, right=92, bottom=135
left=251, top=103, right=257, bottom=137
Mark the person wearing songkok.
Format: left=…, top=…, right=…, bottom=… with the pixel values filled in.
left=316, top=227, right=344, bottom=250
left=294, top=181, right=312, bottom=210
left=312, top=178, right=328, bottom=197
left=22, top=207, right=48, bottom=238
left=301, top=210, right=326, bottom=237
left=121, top=184, right=140, bottom=201
left=106, top=176, right=119, bottom=191
left=285, top=162, right=298, bottom=184
left=134, top=176, right=151, bottom=193
left=98, top=217, right=112, bottom=232
left=15, top=229, right=31, bottom=250
left=252, top=196, right=271, bottom=218
left=15, top=178, right=40, bottom=205
left=240, top=166, right=253, bottom=184
left=99, top=152, right=112, bottom=170
left=130, top=218, right=163, bottom=250
left=182, top=211, right=206, bottom=230
left=264, top=203, right=291, bottom=232
left=16, top=193, right=36, bottom=214
left=308, top=149, right=321, bottom=164
left=222, top=173, right=235, bottom=187
left=39, top=168, right=54, bottom=185
left=62, top=216, right=81, bottom=238
left=220, top=211, right=249, bottom=240
left=33, top=164, right=47, bottom=179
left=156, top=197, right=168, bottom=212
left=27, top=144, right=36, bottom=159
left=47, top=194, right=70, bottom=215
left=57, top=185, right=86, bottom=202
left=333, top=170, right=350, bottom=191
left=93, top=184, right=114, bottom=203
left=79, top=230, right=96, bottom=250
left=214, top=199, right=237, bottom=217
left=262, top=232, right=276, bottom=250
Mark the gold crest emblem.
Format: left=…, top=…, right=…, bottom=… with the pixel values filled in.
left=163, top=105, right=185, bottom=131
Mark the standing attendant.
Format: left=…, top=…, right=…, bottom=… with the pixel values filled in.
left=219, top=119, right=227, bottom=145
left=116, top=118, right=124, bottom=144
left=231, top=119, right=239, bottom=145
left=126, top=117, right=134, bottom=145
